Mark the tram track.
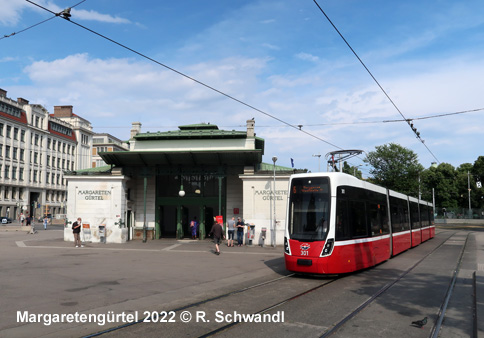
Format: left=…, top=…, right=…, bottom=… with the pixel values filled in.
left=83, top=272, right=338, bottom=338
left=320, top=231, right=472, bottom=338
left=85, top=230, right=476, bottom=338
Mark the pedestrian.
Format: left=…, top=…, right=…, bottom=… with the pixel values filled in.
left=236, top=217, right=244, bottom=246
left=20, top=212, right=25, bottom=226
left=226, top=216, right=235, bottom=247
left=43, top=216, right=49, bottom=230
left=25, top=214, right=32, bottom=227
left=209, top=217, right=224, bottom=255
left=72, top=217, right=83, bottom=248
left=190, top=216, right=199, bottom=239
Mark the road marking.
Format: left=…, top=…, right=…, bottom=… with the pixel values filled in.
left=162, top=244, right=182, bottom=251
left=14, top=241, right=282, bottom=256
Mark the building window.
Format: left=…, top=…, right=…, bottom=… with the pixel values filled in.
left=12, top=166, right=17, bottom=180
left=6, top=125, right=11, bottom=138
left=33, top=170, right=38, bottom=182
left=34, top=152, right=38, bottom=164
left=0, top=123, right=3, bottom=136
left=13, top=147, right=17, bottom=160
left=35, top=116, right=40, bottom=128
left=14, top=127, right=19, bottom=140
left=4, top=165, right=10, bottom=179
left=35, top=134, right=39, bottom=146
left=47, top=138, right=51, bottom=149
left=5, top=145, right=10, bottom=158
left=47, top=155, right=50, bottom=167
left=20, top=130, right=25, bottom=142
left=52, top=140, right=56, bottom=150
left=20, top=149, right=24, bottom=161
left=19, top=168, right=24, bottom=181
left=46, top=173, right=49, bottom=184
left=0, top=144, right=3, bottom=157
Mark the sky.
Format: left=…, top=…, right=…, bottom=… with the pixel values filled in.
left=1, top=0, right=483, bottom=176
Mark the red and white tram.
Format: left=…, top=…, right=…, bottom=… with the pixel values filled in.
left=284, top=172, right=435, bottom=275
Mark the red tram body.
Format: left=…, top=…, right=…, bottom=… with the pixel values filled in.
left=284, top=173, right=435, bottom=275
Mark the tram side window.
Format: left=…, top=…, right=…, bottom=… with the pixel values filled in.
left=369, top=202, right=389, bottom=236
left=335, top=200, right=350, bottom=240
left=349, top=200, right=368, bottom=238
left=420, top=205, right=429, bottom=227
left=389, top=197, right=410, bottom=232
left=410, top=202, right=420, bottom=229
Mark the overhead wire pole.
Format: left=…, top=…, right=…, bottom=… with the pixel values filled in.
left=312, top=0, right=440, bottom=164
left=25, top=0, right=343, bottom=152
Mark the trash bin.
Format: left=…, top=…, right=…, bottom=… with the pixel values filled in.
left=260, top=227, right=267, bottom=247
left=99, top=225, right=106, bottom=243
left=246, top=224, right=255, bottom=246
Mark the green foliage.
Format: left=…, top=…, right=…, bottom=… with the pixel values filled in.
left=364, top=143, right=424, bottom=197
left=342, top=161, right=363, bottom=179
left=365, top=144, right=483, bottom=211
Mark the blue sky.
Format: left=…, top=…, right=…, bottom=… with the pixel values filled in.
left=1, top=0, right=483, bottom=175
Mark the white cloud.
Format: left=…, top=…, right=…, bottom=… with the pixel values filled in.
left=71, top=9, right=131, bottom=24
left=295, top=52, right=319, bottom=63
left=0, top=0, right=131, bottom=26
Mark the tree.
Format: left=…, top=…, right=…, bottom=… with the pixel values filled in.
left=342, top=161, right=363, bottom=179
left=364, top=143, right=424, bottom=196
left=471, top=156, right=484, bottom=209
left=421, top=163, right=458, bottom=209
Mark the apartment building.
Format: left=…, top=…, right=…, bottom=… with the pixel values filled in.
left=92, top=133, right=129, bottom=168
left=0, top=88, right=93, bottom=221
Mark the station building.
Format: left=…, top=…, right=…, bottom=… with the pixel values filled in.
left=64, top=120, right=304, bottom=245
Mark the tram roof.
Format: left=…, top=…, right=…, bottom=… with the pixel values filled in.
left=99, top=149, right=263, bottom=167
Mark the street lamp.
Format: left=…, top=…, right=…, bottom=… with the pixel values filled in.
left=272, top=156, right=277, bottom=247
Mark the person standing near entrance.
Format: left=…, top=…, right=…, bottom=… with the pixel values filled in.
left=236, top=217, right=244, bottom=246
left=72, top=217, right=83, bottom=248
left=209, top=217, right=224, bottom=255
left=190, top=216, right=199, bottom=239
left=226, top=216, right=235, bottom=247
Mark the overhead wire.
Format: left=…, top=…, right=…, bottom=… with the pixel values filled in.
left=24, top=0, right=343, bottom=151
left=312, top=0, right=440, bottom=164
left=1, top=0, right=87, bottom=41
left=91, top=106, right=484, bottom=130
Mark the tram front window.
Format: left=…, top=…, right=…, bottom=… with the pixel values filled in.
left=288, top=177, right=330, bottom=241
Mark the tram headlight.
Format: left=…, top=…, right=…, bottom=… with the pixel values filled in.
left=321, top=238, right=334, bottom=257
left=284, top=237, right=291, bottom=255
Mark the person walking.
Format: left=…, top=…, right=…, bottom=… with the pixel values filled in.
left=209, top=217, right=224, bottom=255
left=72, top=217, right=83, bottom=248
left=226, top=216, right=235, bottom=247
left=236, top=217, right=244, bottom=246
left=43, top=216, right=49, bottom=230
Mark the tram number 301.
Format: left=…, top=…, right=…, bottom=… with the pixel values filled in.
left=300, top=250, right=309, bottom=256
